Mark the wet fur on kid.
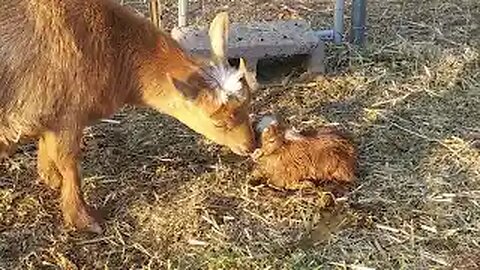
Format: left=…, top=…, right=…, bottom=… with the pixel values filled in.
left=251, top=115, right=358, bottom=190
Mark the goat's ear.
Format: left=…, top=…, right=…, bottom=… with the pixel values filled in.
left=238, top=58, right=258, bottom=92
left=166, top=73, right=199, bottom=100
left=208, top=12, right=229, bottom=64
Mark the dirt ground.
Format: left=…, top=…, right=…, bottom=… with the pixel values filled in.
left=1, top=0, right=479, bottom=269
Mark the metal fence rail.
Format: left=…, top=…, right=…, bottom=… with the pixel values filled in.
left=122, top=0, right=367, bottom=46
left=173, top=0, right=366, bottom=46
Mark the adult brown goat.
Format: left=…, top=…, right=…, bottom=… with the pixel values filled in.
left=0, top=0, right=257, bottom=233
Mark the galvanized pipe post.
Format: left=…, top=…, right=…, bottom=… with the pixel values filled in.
left=333, top=0, right=345, bottom=43
left=351, top=0, right=367, bottom=46
left=178, top=0, right=188, bottom=27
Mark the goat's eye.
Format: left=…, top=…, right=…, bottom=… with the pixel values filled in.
left=213, top=121, right=226, bottom=128
left=268, top=138, right=276, bottom=143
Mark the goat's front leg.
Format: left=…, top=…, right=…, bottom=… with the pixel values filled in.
left=284, top=179, right=316, bottom=190
left=41, top=130, right=101, bottom=233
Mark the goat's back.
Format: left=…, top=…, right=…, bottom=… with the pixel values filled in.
left=0, top=0, right=157, bottom=143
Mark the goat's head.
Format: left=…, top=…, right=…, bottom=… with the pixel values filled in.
left=140, top=12, right=257, bottom=156
left=254, top=114, right=286, bottom=155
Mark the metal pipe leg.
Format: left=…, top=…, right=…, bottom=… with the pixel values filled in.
left=351, top=0, right=367, bottom=46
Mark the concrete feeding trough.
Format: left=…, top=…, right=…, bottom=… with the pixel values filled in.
left=171, top=19, right=326, bottom=82
left=143, top=0, right=367, bottom=84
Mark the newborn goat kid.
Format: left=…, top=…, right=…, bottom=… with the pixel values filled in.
left=251, top=115, right=357, bottom=190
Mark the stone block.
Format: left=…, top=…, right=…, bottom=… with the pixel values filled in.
left=171, top=19, right=325, bottom=79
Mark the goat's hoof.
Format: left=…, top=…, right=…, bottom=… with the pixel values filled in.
left=64, top=206, right=103, bottom=234
left=250, top=149, right=263, bottom=161
left=318, top=192, right=336, bottom=208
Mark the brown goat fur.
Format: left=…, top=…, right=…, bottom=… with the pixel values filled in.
left=251, top=114, right=358, bottom=190
left=0, top=0, right=257, bottom=232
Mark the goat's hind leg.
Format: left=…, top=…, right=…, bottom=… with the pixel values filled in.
left=37, top=136, right=63, bottom=189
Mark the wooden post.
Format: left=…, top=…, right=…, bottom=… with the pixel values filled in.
left=149, top=0, right=162, bottom=29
